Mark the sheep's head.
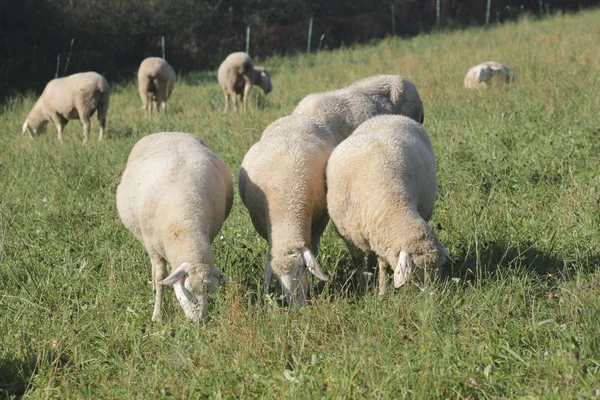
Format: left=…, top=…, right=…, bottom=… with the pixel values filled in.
left=254, top=67, right=272, bottom=94
left=394, top=229, right=451, bottom=288
left=161, top=262, right=228, bottom=322
left=22, top=118, right=47, bottom=138
left=271, top=248, right=328, bottom=307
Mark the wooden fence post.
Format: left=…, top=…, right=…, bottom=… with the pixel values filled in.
left=391, top=4, right=396, bottom=36
left=436, top=0, right=441, bottom=30
left=485, top=0, right=491, bottom=26
left=55, top=53, right=60, bottom=79
left=246, top=26, right=250, bottom=55
left=307, top=17, right=313, bottom=53
left=161, top=36, right=166, bottom=59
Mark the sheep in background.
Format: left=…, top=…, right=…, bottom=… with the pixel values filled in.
left=116, top=132, right=233, bottom=322
left=218, top=52, right=272, bottom=111
left=464, top=61, right=515, bottom=89
left=239, top=115, right=332, bottom=306
left=137, top=57, right=176, bottom=113
left=326, top=115, right=450, bottom=295
left=22, top=72, right=110, bottom=143
left=293, top=75, right=424, bottom=145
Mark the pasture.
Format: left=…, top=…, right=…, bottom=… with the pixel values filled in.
left=1, top=9, right=599, bottom=399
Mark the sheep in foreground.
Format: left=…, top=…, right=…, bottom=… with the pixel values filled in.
left=239, top=115, right=333, bottom=305
left=464, top=61, right=515, bottom=89
left=217, top=52, right=272, bottom=111
left=293, top=75, right=424, bottom=145
left=137, top=57, right=176, bottom=113
left=116, top=132, right=233, bottom=322
left=326, top=115, right=450, bottom=295
left=22, top=72, right=110, bottom=143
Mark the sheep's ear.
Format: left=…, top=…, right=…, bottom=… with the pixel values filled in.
left=161, top=262, right=190, bottom=286
left=394, top=251, right=413, bottom=288
left=301, top=248, right=329, bottom=281
left=22, top=121, right=29, bottom=134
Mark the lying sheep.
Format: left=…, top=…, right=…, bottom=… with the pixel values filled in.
left=22, top=71, right=110, bottom=143
left=464, top=61, right=516, bottom=89
left=217, top=52, right=272, bottom=111
left=293, top=75, right=424, bottom=145
left=116, top=132, right=233, bottom=322
left=137, top=57, right=176, bottom=113
left=326, top=115, right=450, bottom=295
left=238, top=115, right=333, bottom=305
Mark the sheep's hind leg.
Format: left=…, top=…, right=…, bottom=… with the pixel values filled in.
left=151, top=255, right=168, bottom=322
left=97, top=103, right=108, bottom=141
left=81, top=117, right=91, bottom=143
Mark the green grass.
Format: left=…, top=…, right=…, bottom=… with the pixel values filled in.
left=1, top=10, right=599, bottom=399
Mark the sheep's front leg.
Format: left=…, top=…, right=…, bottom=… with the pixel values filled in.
left=81, top=117, right=90, bottom=143
left=242, top=81, right=252, bottom=111
left=378, top=257, right=388, bottom=296
left=223, top=93, right=230, bottom=112
left=49, top=113, right=66, bottom=143
left=151, top=255, right=167, bottom=322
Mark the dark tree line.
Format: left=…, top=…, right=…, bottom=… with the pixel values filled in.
left=0, top=0, right=597, bottom=97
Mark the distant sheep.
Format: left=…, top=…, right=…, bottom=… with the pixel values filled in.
left=137, top=57, right=176, bottom=113
left=116, top=132, right=233, bottom=322
left=326, top=115, right=450, bottom=295
left=293, top=75, right=424, bottom=145
left=464, top=61, right=515, bottom=89
left=218, top=52, right=272, bottom=111
left=239, top=115, right=333, bottom=306
left=22, top=72, right=110, bottom=143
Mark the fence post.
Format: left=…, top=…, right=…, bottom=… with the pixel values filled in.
left=245, top=26, right=250, bottom=55
left=436, top=0, right=441, bottom=30
left=485, top=0, right=491, bottom=26
left=391, top=4, right=396, bottom=36
left=307, top=17, right=313, bottom=53
left=161, top=36, right=166, bottom=59
left=539, top=0, right=544, bottom=17
left=63, top=38, right=75, bottom=76
left=55, top=53, right=60, bottom=79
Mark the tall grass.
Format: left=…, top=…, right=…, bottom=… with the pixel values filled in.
left=1, top=10, right=599, bottom=399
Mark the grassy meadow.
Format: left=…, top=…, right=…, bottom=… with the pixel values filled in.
left=1, top=9, right=599, bottom=399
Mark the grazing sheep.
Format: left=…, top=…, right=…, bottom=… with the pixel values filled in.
left=326, top=115, right=450, bottom=295
left=293, top=75, right=424, bottom=145
left=217, top=52, right=272, bottom=111
left=238, top=115, right=333, bottom=306
left=137, top=57, right=176, bottom=113
left=116, top=132, right=233, bottom=322
left=464, top=61, right=516, bottom=89
left=22, top=72, right=110, bottom=143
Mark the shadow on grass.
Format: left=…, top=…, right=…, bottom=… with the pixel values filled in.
left=0, top=357, right=36, bottom=400
left=444, top=239, right=599, bottom=283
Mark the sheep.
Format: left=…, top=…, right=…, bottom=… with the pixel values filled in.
left=238, top=114, right=333, bottom=306
left=326, top=115, right=451, bottom=295
left=137, top=57, right=176, bottom=113
left=464, top=61, right=516, bottom=89
left=217, top=52, right=272, bottom=112
left=22, top=71, right=110, bottom=143
left=116, top=132, right=233, bottom=322
left=293, top=75, right=424, bottom=145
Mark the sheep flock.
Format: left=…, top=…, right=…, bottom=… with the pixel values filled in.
left=19, top=51, right=517, bottom=321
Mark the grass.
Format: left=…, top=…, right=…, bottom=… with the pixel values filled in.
left=1, top=9, right=599, bottom=399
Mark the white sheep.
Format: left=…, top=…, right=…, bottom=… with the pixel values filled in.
left=326, top=115, right=450, bottom=295
left=238, top=114, right=333, bottom=306
left=137, top=57, right=176, bottom=113
left=293, top=75, right=424, bottom=145
left=217, top=52, right=272, bottom=111
left=464, top=61, right=516, bottom=89
left=22, top=71, right=110, bottom=143
left=116, top=132, right=233, bottom=322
